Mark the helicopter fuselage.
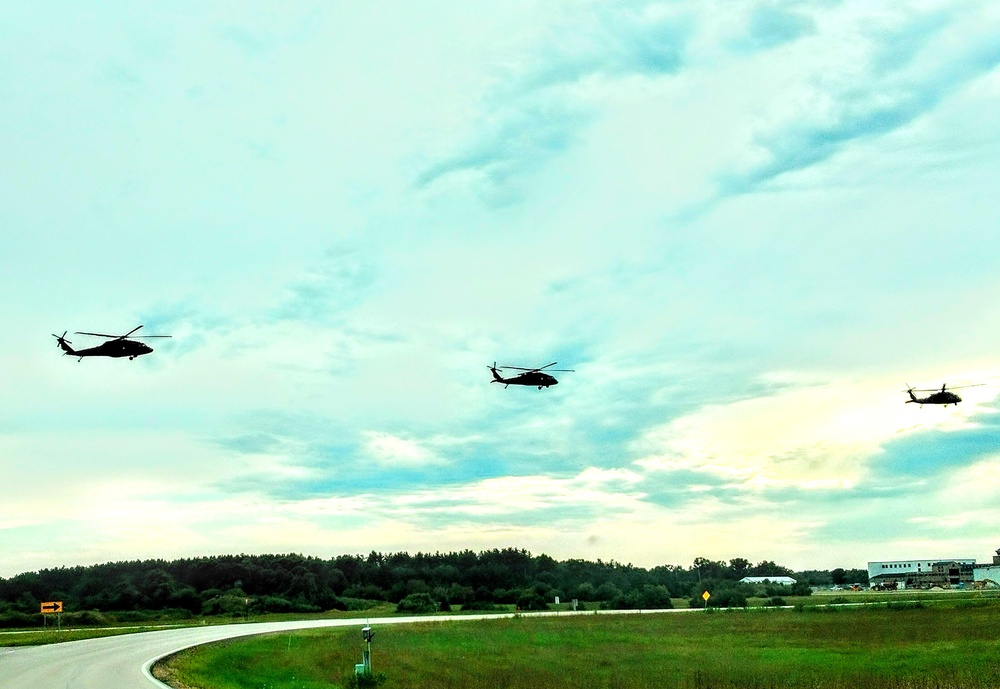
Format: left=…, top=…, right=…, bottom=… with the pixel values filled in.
left=491, top=368, right=558, bottom=389
left=58, top=338, right=153, bottom=360
left=907, top=390, right=961, bottom=406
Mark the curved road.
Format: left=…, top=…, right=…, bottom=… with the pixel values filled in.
left=0, top=609, right=689, bottom=688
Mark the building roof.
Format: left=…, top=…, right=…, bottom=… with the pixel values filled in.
left=739, top=576, right=796, bottom=584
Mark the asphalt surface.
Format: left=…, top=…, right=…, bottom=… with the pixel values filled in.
left=0, top=609, right=689, bottom=688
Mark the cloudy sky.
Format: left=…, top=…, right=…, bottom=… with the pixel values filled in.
left=3, top=0, right=1000, bottom=578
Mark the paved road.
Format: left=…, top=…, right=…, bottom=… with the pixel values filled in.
left=0, top=608, right=689, bottom=688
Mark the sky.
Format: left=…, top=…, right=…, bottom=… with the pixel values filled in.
left=2, top=0, right=1000, bottom=579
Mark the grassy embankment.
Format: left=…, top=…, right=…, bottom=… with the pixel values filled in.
left=157, top=597, right=1000, bottom=689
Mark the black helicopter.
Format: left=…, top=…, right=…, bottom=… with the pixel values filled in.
left=489, top=362, right=574, bottom=389
left=52, top=326, right=171, bottom=361
left=904, top=383, right=983, bottom=407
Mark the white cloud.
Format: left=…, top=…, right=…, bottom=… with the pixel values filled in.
left=363, top=431, right=442, bottom=468
left=633, top=374, right=998, bottom=490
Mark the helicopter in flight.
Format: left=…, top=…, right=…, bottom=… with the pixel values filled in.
left=904, top=383, right=983, bottom=407
left=52, top=326, right=171, bottom=361
left=489, top=362, right=574, bottom=389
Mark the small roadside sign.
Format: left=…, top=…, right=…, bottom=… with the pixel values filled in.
left=702, top=591, right=711, bottom=602
left=40, top=601, right=63, bottom=614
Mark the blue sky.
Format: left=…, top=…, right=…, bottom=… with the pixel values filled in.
left=3, top=0, right=1000, bottom=578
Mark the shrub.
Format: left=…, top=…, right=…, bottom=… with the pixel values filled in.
left=343, top=671, right=388, bottom=688
left=515, top=591, right=549, bottom=611
left=64, top=610, right=112, bottom=626
left=340, top=597, right=383, bottom=612
left=461, top=600, right=499, bottom=611
left=395, top=593, right=438, bottom=614
left=0, top=611, right=40, bottom=628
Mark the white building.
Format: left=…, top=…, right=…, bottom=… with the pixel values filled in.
left=973, top=548, right=1000, bottom=588
left=867, top=558, right=975, bottom=581
left=868, top=557, right=977, bottom=589
left=739, top=576, right=796, bottom=585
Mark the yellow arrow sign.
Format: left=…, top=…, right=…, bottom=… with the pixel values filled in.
left=40, top=601, right=63, bottom=614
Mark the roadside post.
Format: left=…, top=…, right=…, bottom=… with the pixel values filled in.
left=702, top=590, right=711, bottom=610
left=359, top=624, right=374, bottom=675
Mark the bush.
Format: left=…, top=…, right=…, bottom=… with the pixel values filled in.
left=64, top=610, right=113, bottom=626
left=689, top=589, right=747, bottom=609
left=395, top=593, right=438, bottom=614
left=257, top=596, right=294, bottom=613
left=340, top=597, right=384, bottom=611
left=343, top=671, right=388, bottom=688
left=461, top=600, right=499, bottom=611
left=515, top=591, right=549, bottom=611
left=0, top=611, right=40, bottom=628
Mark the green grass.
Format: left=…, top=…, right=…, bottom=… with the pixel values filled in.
left=156, top=600, right=1000, bottom=689
left=0, top=605, right=401, bottom=647
left=0, top=626, right=171, bottom=647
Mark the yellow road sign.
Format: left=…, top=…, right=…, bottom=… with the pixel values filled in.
left=40, top=601, right=63, bottom=614
left=702, top=591, right=711, bottom=601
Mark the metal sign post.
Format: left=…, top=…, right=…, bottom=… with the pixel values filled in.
left=40, top=601, right=64, bottom=631
left=361, top=625, right=374, bottom=674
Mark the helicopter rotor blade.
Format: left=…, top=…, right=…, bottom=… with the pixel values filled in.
left=500, top=362, right=575, bottom=373
left=903, top=383, right=984, bottom=392
left=75, top=326, right=162, bottom=340
left=501, top=362, right=558, bottom=372
left=131, top=335, right=172, bottom=339
left=75, top=331, right=124, bottom=339
left=51, top=332, right=72, bottom=345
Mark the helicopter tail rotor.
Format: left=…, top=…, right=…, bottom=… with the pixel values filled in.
left=489, top=362, right=504, bottom=383
left=52, top=331, right=75, bottom=355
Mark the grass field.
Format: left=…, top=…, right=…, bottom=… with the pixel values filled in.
left=156, top=598, right=1000, bottom=689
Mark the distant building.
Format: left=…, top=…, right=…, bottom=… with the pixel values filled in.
left=739, top=576, right=796, bottom=586
left=973, top=548, right=1000, bottom=589
left=867, top=557, right=976, bottom=590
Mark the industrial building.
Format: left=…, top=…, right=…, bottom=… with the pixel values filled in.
left=867, top=557, right=977, bottom=590
left=973, top=548, right=1000, bottom=588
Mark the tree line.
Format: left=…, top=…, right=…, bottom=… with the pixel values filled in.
left=0, top=549, right=868, bottom=626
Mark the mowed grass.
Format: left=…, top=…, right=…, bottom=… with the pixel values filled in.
left=157, top=601, right=1000, bottom=689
